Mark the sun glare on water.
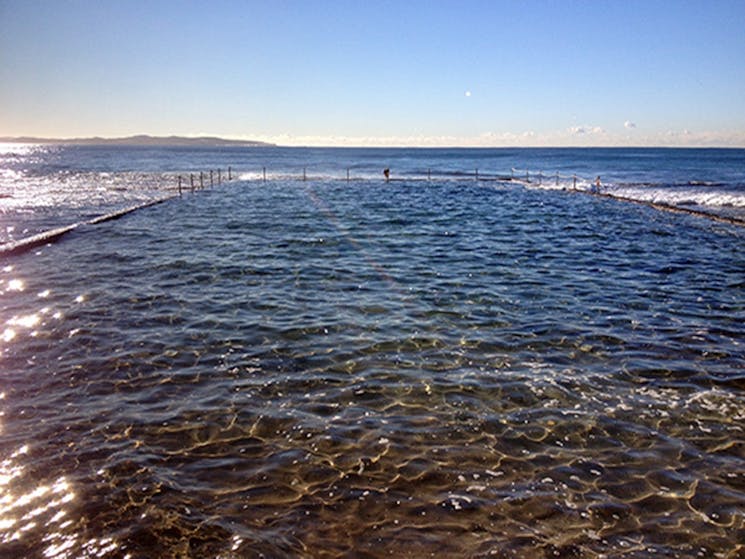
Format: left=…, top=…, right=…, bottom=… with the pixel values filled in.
left=5, top=279, right=25, bottom=293
left=0, top=430, right=123, bottom=556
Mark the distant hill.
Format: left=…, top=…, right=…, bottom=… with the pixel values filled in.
left=0, top=134, right=275, bottom=147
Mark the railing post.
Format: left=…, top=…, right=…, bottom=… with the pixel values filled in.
left=228, top=166, right=232, bottom=180
left=573, top=174, right=577, bottom=190
left=210, top=170, right=214, bottom=187
left=218, top=169, right=221, bottom=184
left=526, top=170, right=530, bottom=183
left=263, top=167, right=266, bottom=182
left=200, top=171, right=204, bottom=189
left=303, top=167, right=306, bottom=181
left=190, top=174, right=194, bottom=192
left=475, top=168, right=479, bottom=180
left=178, top=175, right=182, bottom=196
left=555, top=172, right=559, bottom=186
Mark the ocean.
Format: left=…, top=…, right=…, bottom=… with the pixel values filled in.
left=0, top=144, right=743, bottom=558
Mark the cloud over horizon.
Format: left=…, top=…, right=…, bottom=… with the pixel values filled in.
left=569, top=126, right=605, bottom=136
left=245, top=127, right=745, bottom=148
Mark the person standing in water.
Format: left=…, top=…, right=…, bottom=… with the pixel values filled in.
left=383, top=168, right=390, bottom=182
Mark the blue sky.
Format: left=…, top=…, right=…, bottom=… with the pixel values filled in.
left=1, top=0, right=743, bottom=146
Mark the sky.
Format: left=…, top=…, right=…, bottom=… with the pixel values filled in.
left=1, top=0, right=744, bottom=147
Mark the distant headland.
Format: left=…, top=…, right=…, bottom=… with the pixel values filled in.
left=0, top=134, right=275, bottom=147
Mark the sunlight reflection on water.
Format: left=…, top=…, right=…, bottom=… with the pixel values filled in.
left=0, top=446, right=73, bottom=544
left=0, top=443, right=123, bottom=558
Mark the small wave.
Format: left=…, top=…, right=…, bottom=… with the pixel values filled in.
left=687, top=180, right=723, bottom=187
left=611, top=185, right=745, bottom=209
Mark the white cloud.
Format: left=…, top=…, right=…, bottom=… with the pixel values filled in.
left=569, top=125, right=604, bottom=136
left=624, top=121, right=637, bottom=129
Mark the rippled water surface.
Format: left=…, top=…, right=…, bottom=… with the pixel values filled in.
left=1, top=175, right=744, bottom=558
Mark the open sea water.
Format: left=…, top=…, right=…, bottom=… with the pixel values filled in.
left=0, top=145, right=744, bottom=558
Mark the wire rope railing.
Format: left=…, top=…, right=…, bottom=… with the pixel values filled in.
left=226, top=165, right=605, bottom=191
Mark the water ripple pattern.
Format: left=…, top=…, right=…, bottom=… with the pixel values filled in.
left=1, top=178, right=744, bottom=558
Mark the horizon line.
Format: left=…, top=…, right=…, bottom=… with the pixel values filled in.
left=1, top=133, right=745, bottom=150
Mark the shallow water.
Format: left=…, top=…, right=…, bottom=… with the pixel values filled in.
left=1, top=177, right=743, bottom=558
